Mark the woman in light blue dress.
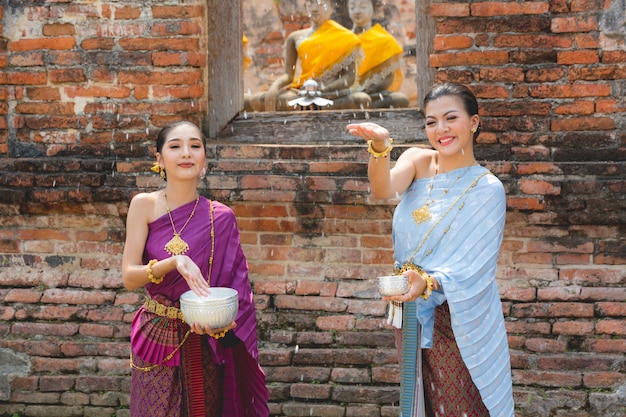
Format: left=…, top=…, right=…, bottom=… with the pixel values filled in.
left=347, top=83, right=514, bottom=417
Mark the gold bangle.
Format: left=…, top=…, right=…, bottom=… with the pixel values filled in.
left=367, top=138, right=393, bottom=159
left=147, top=259, right=164, bottom=284
left=420, top=274, right=434, bottom=300
left=209, top=330, right=228, bottom=339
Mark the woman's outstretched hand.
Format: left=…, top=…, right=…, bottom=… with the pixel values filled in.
left=174, top=255, right=211, bottom=297
left=346, top=122, right=390, bottom=143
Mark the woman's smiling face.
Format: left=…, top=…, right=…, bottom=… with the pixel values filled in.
left=157, top=123, right=206, bottom=181
left=424, top=95, right=478, bottom=157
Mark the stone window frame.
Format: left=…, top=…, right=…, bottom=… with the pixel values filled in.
left=206, top=0, right=435, bottom=139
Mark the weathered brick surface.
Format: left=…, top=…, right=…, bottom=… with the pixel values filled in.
left=0, top=1, right=625, bottom=417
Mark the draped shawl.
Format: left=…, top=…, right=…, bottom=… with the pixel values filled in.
left=130, top=196, right=269, bottom=416
left=291, top=19, right=361, bottom=89
left=392, top=166, right=514, bottom=417
left=357, top=23, right=403, bottom=92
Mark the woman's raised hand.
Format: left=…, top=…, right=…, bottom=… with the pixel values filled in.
left=346, top=122, right=390, bottom=143
left=174, top=255, right=211, bottom=297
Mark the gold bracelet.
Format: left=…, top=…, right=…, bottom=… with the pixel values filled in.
left=147, top=259, right=164, bottom=284
left=209, top=330, right=228, bottom=339
left=367, top=138, right=393, bottom=159
left=420, top=274, right=434, bottom=300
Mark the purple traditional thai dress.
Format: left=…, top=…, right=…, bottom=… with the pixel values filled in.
left=129, top=196, right=270, bottom=417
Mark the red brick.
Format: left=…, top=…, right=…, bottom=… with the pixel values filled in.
left=42, top=23, right=75, bottom=36
left=371, top=366, right=400, bottom=384
left=551, top=116, right=615, bottom=131
left=506, top=321, right=551, bottom=335
left=78, top=323, right=114, bottom=338
left=583, top=372, right=625, bottom=388
left=153, top=51, right=204, bottom=67
left=81, top=37, right=117, bottom=51
left=554, top=100, right=595, bottom=115
left=119, top=37, right=200, bottom=52
left=520, top=179, right=561, bottom=195
left=551, top=16, right=598, bottom=32
left=432, top=35, right=473, bottom=51
left=151, top=21, right=202, bottom=37
left=603, top=50, right=626, bottom=64
left=10, top=38, right=76, bottom=52
left=525, top=338, right=567, bottom=353
left=9, top=52, right=45, bottom=67
left=525, top=67, right=567, bottom=82
left=430, top=3, right=469, bottom=16
left=39, top=376, right=76, bottom=392
left=41, top=289, right=116, bottom=305
left=553, top=320, right=595, bottom=336
left=275, top=295, right=348, bottom=312
left=530, top=83, right=611, bottom=98
left=471, top=2, right=549, bottom=16
left=0, top=71, right=48, bottom=85
left=97, top=21, right=146, bottom=37
left=513, top=370, right=581, bottom=387
left=430, top=51, right=509, bottom=67
left=295, top=281, right=338, bottom=296
left=585, top=338, right=626, bottom=353
left=113, top=6, right=142, bottom=19
left=290, top=383, right=332, bottom=399
left=595, top=320, right=626, bottom=336
left=12, top=322, right=79, bottom=337
left=506, top=196, right=546, bottom=210
left=151, top=5, right=204, bottom=19
left=557, top=50, right=599, bottom=65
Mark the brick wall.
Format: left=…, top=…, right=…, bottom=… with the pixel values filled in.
left=1, top=1, right=625, bottom=417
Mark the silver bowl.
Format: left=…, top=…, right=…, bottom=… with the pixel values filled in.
left=179, top=287, right=238, bottom=328
left=377, top=275, right=410, bottom=297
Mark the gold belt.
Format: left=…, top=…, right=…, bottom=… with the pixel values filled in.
left=143, top=295, right=185, bottom=322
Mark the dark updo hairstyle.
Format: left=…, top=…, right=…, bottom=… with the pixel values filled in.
left=155, top=120, right=206, bottom=153
left=423, top=83, right=482, bottom=140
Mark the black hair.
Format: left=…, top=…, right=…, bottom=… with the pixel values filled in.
left=155, top=121, right=206, bottom=153
left=423, top=83, right=482, bottom=140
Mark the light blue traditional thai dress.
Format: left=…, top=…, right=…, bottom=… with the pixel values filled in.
left=392, top=165, right=515, bottom=417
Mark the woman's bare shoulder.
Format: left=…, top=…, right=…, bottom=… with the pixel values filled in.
left=399, top=147, right=437, bottom=178
left=399, top=146, right=437, bottom=163
left=128, top=191, right=161, bottom=221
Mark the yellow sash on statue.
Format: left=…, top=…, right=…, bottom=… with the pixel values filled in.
left=292, top=20, right=361, bottom=89
left=243, top=34, right=252, bottom=71
left=358, top=24, right=404, bottom=92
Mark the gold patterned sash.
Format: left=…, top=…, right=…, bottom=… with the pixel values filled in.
left=143, top=295, right=184, bottom=322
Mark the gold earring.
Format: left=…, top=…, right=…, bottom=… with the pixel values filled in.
left=471, top=127, right=477, bottom=133
left=151, top=162, right=166, bottom=180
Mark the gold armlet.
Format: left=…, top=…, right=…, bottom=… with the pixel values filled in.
left=367, top=138, right=393, bottom=159
left=147, top=259, right=164, bottom=284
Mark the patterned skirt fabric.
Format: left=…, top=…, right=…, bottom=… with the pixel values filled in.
left=130, top=329, right=222, bottom=417
left=422, top=302, right=489, bottom=417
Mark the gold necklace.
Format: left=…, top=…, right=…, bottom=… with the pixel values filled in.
left=163, top=193, right=200, bottom=256
left=207, top=200, right=215, bottom=285
left=411, top=167, right=465, bottom=225
left=406, top=171, right=491, bottom=264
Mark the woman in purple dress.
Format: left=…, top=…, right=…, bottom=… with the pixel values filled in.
left=122, top=121, right=269, bottom=417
